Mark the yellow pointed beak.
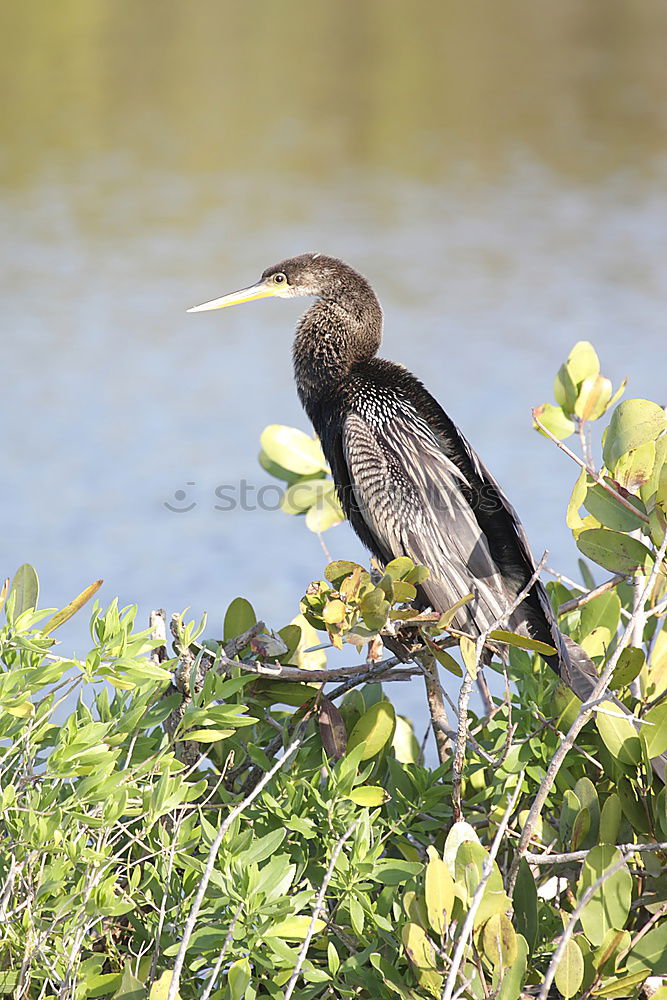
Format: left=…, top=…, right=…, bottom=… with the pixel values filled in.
left=187, top=279, right=278, bottom=313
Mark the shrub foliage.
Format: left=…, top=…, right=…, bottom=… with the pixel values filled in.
left=1, top=342, right=667, bottom=999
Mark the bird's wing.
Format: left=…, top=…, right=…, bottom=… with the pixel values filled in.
left=342, top=409, right=520, bottom=634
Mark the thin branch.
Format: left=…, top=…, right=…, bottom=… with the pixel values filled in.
left=200, top=901, right=244, bottom=1000
left=508, top=529, right=667, bottom=895
left=533, top=409, right=650, bottom=524
left=283, top=820, right=359, bottom=1000
left=557, top=574, right=627, bottom=615
left=537, top=852, right=633, bottom=1000
left=147, top=813, right=183, bottom=985
left=441, top=776, right=524, bottom=1000
left=525, top=841, right=667, bottom=865
left=452, top=553, right=548, bottom=821
left=166, top=734, right=304, bottom=1000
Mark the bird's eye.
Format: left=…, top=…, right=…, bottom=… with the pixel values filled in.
left=273, top=273, right=287, bottom=285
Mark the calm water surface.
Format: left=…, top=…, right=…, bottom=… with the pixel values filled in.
left=2, top=1, right=666, bottom=729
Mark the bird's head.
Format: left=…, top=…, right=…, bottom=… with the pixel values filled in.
left=187, top=253, right=376, bottom=315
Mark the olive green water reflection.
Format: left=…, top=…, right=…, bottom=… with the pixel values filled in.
left=2, top=2, right=666, bottom=729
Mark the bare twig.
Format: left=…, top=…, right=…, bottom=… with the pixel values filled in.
left=557, top=574, right=627, bottom=615
left=166, top=734, right=305, bottom=1000
left=452, top=553, right=549, bottom=821
left=200, top=901, right=245, bottom=1000
left=416, top=648, right=451, bottom=765
left=537, top=851, right=633, bottom=1000
left=452, top=670, right=475, bottom=822
left=508, top=530, right=667, bottom=895
left=533, top=409, right=650, bottom=524
left=147, top=813, right=183, bottom=985
left=283, top=820, right=359, bottom=1000
left=525, top=841, right=667, bottom=866
left=441, top=776, right=524, bottom=1000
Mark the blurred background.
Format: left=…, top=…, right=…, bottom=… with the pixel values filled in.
left=2, top=1, right=666, bottom=721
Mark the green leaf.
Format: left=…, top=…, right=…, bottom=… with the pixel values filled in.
left=626, top=917, right=667, bottom=974
left=554, top=937, right=584, bottom=998
left=595, top=701, right=641, bottom=766
left=482, top=913, right=517, bottom=968
left=641, top=702, right=667, bottom=759
left=8, top=563, right=39, bottom=616
left=347, top=701, right=396, bottom=759
left=148, top=972, right=180, bottom=1000
left=260, top=424, right=328, bottom=475
left=488, top=629, right=556, bottom=656
left=583, top=484, right=646, bottom=533
left=513, top=859, right=537, bottom=954
left=425, top=850, right=454, bottom=934
left=401, top=922, right=442, bottom=993
left=567, top=469, right=588, bottom=530
left=384, top=557, right=417, bottom=580
left=575, top=374, right=612, bottom=422
left=496, top=933, right=528, bottom=1000
left=534, top=403, right=576, bottom=439
left=227, top=958, right=251, bottom=1000
left=180, top=728, right=234, bottom=742
left=41, top=579, right=103, bottom=635
left=459, top=635, right=478, bottom=677
left=325, top=560, right=362, bottom=585
left=392, top=714, right=419, bottom=764
left=268, top=915, right=326, bottom=939
left=602, top=398, right=667, bottom=471
left=437, top=592, right=475, bottom=629
left=577, top=846, right=632, bottom=947
left=113, top=964, right=146, bottom=1000
left=359, top=588, right=390, bottom=632
left=347, top=785, right=389, bottom=806
left=599, top=793, right=622, bottom=845
left=223, top=597, right=256, bottom=642
left=614, top=440, right=657, bottom=492
left=610, top=646, right=645, bottom=689
left=305, top=482, right=345, bottom=532
left=576, top=527, right=654, bottom=575
left=454, top=841, right=510, bottom=928
left=281, top=479, right=331, bottom=514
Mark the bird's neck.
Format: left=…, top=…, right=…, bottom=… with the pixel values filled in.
left=292, top=295, right=383, bottom=419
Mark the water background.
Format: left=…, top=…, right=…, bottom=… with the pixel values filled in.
left=2, top=1, right=666, bottom=731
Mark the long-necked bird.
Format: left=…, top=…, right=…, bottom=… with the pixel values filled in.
left=188, top=254, right=600, bottom=701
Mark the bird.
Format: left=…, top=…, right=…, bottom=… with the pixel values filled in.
left=187, top=253, right=597, bottom=702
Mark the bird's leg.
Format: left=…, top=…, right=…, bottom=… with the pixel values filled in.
left=414, top=647, right=450, bottom=766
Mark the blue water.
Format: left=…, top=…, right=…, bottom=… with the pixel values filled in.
left=3, top=0, right=667, bottom=733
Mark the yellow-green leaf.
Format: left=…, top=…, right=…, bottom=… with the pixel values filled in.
left=260, top=424, right=328, bottom=475
left=425, top=853, right=454, bottom=934
left=269, top=916, right=326, bottom=939
left=575, top=374, right=612, bottom=422
left=348, top=785, right=389, bottom=807
left=41, top=579, right=103, bottom=635
left=149, top=971, right=180, bottom=1000
left=481, top=913, right=517, bottom=968
left=603, top=398, right=667, bottom=471
left=576, top=527, right=654, bottom=575
left=554, top=937, right=584, bottom=998
left=347, top=701, right=395, bottom=759
left=438, top=593, right=475, bottom=629
left=595, top=701, right=641, bottom=765
left=488, top=629, right=556, bottom=656
left=534, top=403, right=576, bottom=439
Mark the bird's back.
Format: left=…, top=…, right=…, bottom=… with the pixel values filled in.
left=315, top=357, right=567, bottom=671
